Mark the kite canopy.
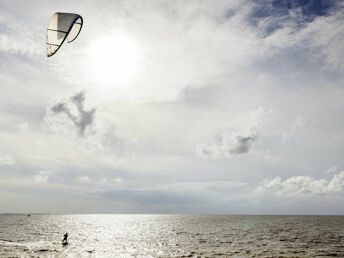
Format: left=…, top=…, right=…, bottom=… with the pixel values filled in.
left=46, top=12, right=83, bottom=57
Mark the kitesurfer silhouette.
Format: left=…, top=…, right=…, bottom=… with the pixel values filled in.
left=62, top=233, right=68, bottom=244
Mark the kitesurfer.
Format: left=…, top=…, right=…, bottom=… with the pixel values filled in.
left=62, top=233, right=68, bottom=244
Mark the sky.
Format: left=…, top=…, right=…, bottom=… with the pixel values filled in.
left=1, top=0, right=344, bottom=214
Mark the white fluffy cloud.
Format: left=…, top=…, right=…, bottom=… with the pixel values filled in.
left=256, top=171, right=344, bottom=198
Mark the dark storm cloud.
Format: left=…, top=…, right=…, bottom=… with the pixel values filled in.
left=51, top=92, right=96, bottom=136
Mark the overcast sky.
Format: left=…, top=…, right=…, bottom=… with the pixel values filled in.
left=1, top=0, right=344, bottom=214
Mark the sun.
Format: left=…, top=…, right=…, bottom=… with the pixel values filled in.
left=90, top=35, right=139, bottom=84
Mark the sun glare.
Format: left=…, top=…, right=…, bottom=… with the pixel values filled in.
left=90, top=35, right=139, bottom=83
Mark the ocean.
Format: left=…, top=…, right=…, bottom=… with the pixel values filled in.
left=1, top=214, right=343, bottom=257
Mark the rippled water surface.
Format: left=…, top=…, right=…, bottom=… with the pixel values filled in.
left=1, top=214, right=344, bottom=257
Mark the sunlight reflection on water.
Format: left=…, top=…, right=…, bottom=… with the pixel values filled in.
left=1, top=214, right=344, bottom=257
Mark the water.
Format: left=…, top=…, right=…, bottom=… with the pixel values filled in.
left=1, top=214, right=344, bottom=257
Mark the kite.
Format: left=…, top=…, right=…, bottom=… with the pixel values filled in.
left=46, top=12, right=83, bottom=57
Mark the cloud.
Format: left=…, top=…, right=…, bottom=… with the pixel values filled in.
left=249, top=0, right=337, bottom=35
left=0, top=9, right=41, bottom=56
left=232, top=135, right=257, bottom=153
left=98, top=189, right=199, bottom=206
left=163, top=180, right=249, bottom=194
left=196, top=133, right=258, bottom=159
left=196, top=107, right=270, bottom=159
left=256, top=171, right=344, bottom=198
left=282, top=116, right=307, bottom=142
left=50, top=92, right=96, bottom=136
left=326, top=166, right=338, bottom=174
left=97, top=179, right=249, bottom=208
left=0, top=152, right=15, bottom=165
left=76, top=175, right=91, bottom=184
left=1, top=0, right=344, bottom=214
left=264, top=150, right=281, bottom=162
left=261, top=3, right=344, bottom=72
left=33, top=170, right=50, bottom=183
left=271, top=0, right=336, bottom=16
left=305, top=9, right=344, bottom=71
